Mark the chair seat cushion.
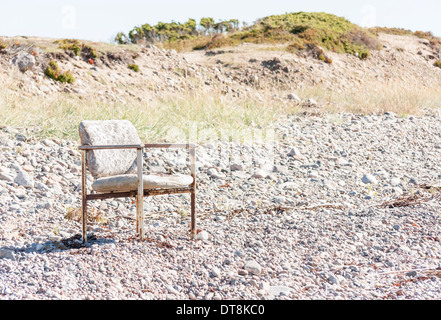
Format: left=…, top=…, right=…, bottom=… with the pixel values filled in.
left=92, top=173, right=194, bottom=193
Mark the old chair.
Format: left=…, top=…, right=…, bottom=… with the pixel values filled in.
left=78, top=120, right=196, bottom=243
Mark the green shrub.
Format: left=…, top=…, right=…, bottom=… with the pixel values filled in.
left=57, top=39, right=82, bottom=56
left=56, top=39, right=99, bottom=59
left=120, top=12, right=381, bottom=59
left=114, top=32, right=129, bottom=44
left=435, top=61, right=441, bottom=68
left=230, top=12, right=380, bottom=58
left=0, top=40, right=6, bottom=50
left=303, top=42, right=333, bottom=64
left=45, top=60, right=59, bottom=79
left=124, top=17, right=240, bottom=45
left=57, top=71, right=75, bottom=83
left=128, top=64, right=139, bottom=72
left=358, top=50, right=370, bottom=60
left=45, top=60, right=75, bottom=83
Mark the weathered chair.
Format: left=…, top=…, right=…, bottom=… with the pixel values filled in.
left=78, top=120, right=196, bottom=244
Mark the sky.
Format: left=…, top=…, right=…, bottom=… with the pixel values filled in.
left=1, top=0, right=441, bottom=43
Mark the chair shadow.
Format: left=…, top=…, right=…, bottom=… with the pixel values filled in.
left=1, top=233, right=117, bottom=256
left=2, top=219, right=197, bottom=257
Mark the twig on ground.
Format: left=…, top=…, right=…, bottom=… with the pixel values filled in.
left=380, top=192, right=441, bottom=209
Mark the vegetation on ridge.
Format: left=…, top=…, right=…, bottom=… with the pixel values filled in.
left=44, top=60, right=75, bottom=84
left=117, top=12, right=382, bottom=60
left=55, top=39, right=99, bottom=61
left=115, top=18, right=240, bottom=44
left=0, top=39, right=6, bottom=50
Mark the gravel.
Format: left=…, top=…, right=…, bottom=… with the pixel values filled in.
left=1, top=111, right=441, bottom=300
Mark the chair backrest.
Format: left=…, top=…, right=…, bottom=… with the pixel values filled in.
left=79, top=120, right=141, bottom=178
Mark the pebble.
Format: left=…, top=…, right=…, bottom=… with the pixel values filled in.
left=268, top=286, right=293, bottom=298
left=196, top=230, right=209, bottom=240
left=230, top=163, right=245, bottom=171
left=244, top=260, right=262, bottom=275
left=288, top=147, right=301, bottom=157
left=362, top=174, right=378, bottom=185
left=287, top=93, right=301, bottom=102
left=14, top=170, right=34, bottom=188
left=211, top=267, right=221, bottom=278
left=252, top=169, right=269, bottom=179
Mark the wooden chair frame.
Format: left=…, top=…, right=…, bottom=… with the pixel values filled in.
left=78, top=143, right=196, bottom=244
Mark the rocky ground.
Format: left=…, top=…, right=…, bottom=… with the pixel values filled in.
left=1, top=110, right=441, bottom=300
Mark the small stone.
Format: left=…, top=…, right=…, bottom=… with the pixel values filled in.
left=287, top=93, right=301, bottom=102
left=99, top=201, right=108, bottom=211
left=14, top=170, right=34, bottom=188
left=0, top=172, right=15, bottom=182
left=21, top=165, right=34, bottom=172
left=238, top=269, right=248, bottom=276
left=392, top=187, right=403, bottom=196
left=252, top=170, right=268, bottom=179
left=166, top=285, right=180, bottom=295
left=244, top=260, right=262, bottom=275
left=279, top=182, right=299, bottom=191
left=207, top=168, right=225, bottom=179
left=230, top=163, right=245, bottom=171
left=211, top=267, right=221, bottom=278
left=11, top=52, right=36, bottom=72
left=328, top=275, right=339, bottom=285
left=196, top=230, right=209, bottom=240
left=336, top=158, right=349, bottom=166
left=406, top=271, right=417, bottom=277
left=302, top=98, right=318, bottom=108
left=288, top=147, right=301, bottom=157
left=215, top=215, right=226, bottom=222
left=248, top=279, right=259, bottom=288
left=268, top=286, right=292, bottom=298
left=273, top=196, right=286, bottom=204
left=362, top=174, right=378, bottom=185
left=0, top=249, right=15, bottom=260
left=273, top=165, right=288, bottom=173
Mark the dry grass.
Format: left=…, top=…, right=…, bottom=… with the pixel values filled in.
left=0, top=73, right=286, bottom=143
left=2, top=75, right=441, bottom=143
left=1, top=35, right=141, bottom=55
left=1, top=63, right=440, bottom=143
left=298, top=80, right=441, bottom=116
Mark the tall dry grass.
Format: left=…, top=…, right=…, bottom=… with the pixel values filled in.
left=0, top=73, right=286, bottom=143
left=298, top=79, right=441, bottom=116
left=1, top=69, right=440, bottom=144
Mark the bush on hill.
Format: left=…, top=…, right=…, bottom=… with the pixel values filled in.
left=44, top=60, right=75, bottom=84
left=118, top=12, right=382, bottom=60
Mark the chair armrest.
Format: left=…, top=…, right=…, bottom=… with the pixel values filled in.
left=78, top=144, right=143, bottom=150
left=144, top=143, right=195, bottom=150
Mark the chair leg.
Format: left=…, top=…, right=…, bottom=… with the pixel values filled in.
left=190, top=191, right=196, bottom=239
left=136, top=148, right=144, bottom=240
left=82, top=198, right=87, bottom=244
left=81, top=150, right=88, bottom=244
left=136, top=193, right=144, bottom=240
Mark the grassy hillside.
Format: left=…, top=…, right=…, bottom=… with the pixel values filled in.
left=121, top=12, right=382, bottom=60
left=1, top=13, right=441, bottom=141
